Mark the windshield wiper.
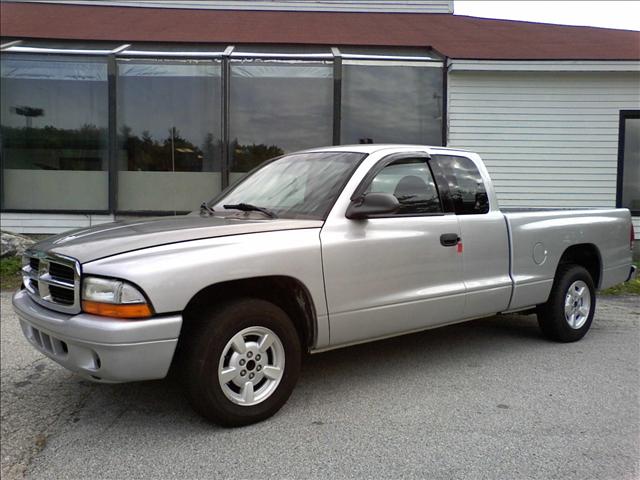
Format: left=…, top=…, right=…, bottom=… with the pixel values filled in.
left=200, top=202, right=216, bottom=216
left=223, top=203, right=278, bottom=219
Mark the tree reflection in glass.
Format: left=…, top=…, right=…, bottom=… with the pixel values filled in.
left=229, top=61, right=333, bottom=178
left=116, top=59, right=222, bottom=212
left=341, top=63, right=443, bottom=146
left=0, top=55, right=109, bottom=210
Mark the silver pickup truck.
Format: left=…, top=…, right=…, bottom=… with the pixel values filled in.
left=13, top=145, right=636, bottom=426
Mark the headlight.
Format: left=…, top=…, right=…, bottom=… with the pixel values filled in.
left=82, top=276, right=152, bottom=319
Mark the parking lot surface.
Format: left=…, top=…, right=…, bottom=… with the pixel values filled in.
left=1, top=291, right=638, bottom=480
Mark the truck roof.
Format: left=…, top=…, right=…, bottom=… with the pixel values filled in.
left=299, top=144, right=474, bottom=155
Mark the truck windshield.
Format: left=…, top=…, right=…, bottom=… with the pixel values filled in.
left=210, top=151, right=366, bottom=220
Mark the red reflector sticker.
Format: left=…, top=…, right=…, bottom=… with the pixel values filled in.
left=457, top=242, right=463, bottom=254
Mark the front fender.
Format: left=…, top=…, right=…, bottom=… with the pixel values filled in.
left=83, top=228, right=329, bottom=346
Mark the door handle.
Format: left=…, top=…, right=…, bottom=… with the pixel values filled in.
left=440, top=233, right=460, bottom=247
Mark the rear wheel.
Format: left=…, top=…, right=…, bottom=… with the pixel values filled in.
left=537, top=264, right=596, bottom=342
left=184, top=298, right=301, bottom=427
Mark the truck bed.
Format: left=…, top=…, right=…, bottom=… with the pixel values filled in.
left=503, top=207, right=633, bottom=311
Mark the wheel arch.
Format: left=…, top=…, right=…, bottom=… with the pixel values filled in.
left=180, top=275, right=318, bottom=350
left=556, top=243, right=602, bottom=288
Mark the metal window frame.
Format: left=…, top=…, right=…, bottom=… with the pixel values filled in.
left=119, top=49, right=225, bottom=58
left=441, top=54, right=449, bottom=147
left=0, top=42, right=446, bottom=216
left=230, top=52, right=333, bottom=60
left=0, top=40, right=23, bottom=50
left=341, top=54, right=439, bottom=62
left=331, top=47, right=342, bottom=146
left=107, top=54, right=118, bottom=213
left=616, top=109, right=640, bottom=216
left=0, top=49, right=114, bottom=214
left=221, top=46, right=233, bottom=190
left=2, top=44, right=131, bottom=55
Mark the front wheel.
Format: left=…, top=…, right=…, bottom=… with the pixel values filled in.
left=184, top=298, right=301, bottom=427
left=537, top=264, right=596, bottom=342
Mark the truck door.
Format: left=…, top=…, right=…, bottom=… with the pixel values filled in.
left=429, top=155, right=512, bottom=318
left=320, top=153, right=466, bottom=347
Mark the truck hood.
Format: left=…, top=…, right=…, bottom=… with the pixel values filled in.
left=30, top=215, right=323, bottom=264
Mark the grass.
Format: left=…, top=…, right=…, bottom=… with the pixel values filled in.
left=600, top=261, right=640, bottom=296
left=0, top=256, right=22, bottom=291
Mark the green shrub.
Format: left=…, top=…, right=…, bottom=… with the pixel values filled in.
left=600, top=261, right=640, bottom=296
left=0, top=257, right=22, bottom=290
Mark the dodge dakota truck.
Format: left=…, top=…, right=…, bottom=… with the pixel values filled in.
left=13, top=145, right=636, bottom=426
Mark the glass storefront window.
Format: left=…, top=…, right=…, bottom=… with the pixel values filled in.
left=1, top=54, right=109, bottom=210
left=619, top=114, right=639, bottom=214
left=229, top=60, right=333, bottom=183
left=1, top=46, right=446, bottom=216
left=341, top=61, right=443, bottom=146
left=116, top=59, right=222, bottom=213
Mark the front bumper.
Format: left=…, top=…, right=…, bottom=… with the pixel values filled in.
left=12, top=289, right=182, bottom=383
left=627, top=265, right=637, bottom=282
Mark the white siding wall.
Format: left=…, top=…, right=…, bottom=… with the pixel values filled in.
left=447, top=68, right=640, bottom=237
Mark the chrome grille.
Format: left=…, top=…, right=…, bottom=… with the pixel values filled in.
left=22, top=251, right=81, bottom=314
left=49, top=285, right=75, bottom=305
left=49, top=262, right=75, bottom=283
left=29, top=257, right=40, bottom=271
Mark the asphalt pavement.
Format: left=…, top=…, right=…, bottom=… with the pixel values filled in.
left=1, top=290, right=639, bottom=480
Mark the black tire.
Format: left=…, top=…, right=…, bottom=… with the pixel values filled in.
left=184, top=298, right=301, bottom=427
left=536, top=264, right=596, bottom=343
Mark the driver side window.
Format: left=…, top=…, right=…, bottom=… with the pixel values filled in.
left=365, top=160, right=442, bottom=215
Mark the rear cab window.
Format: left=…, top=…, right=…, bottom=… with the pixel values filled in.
left=429, top=155, right=490, bottom=215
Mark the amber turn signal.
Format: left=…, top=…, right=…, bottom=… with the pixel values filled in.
left=82, top=300, right=152, bottom=319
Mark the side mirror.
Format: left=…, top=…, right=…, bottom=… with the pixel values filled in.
left=346, top=193, right=400, bottom=220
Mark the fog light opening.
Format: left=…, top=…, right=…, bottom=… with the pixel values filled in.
left=92, top=352, right=102, bottom=370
